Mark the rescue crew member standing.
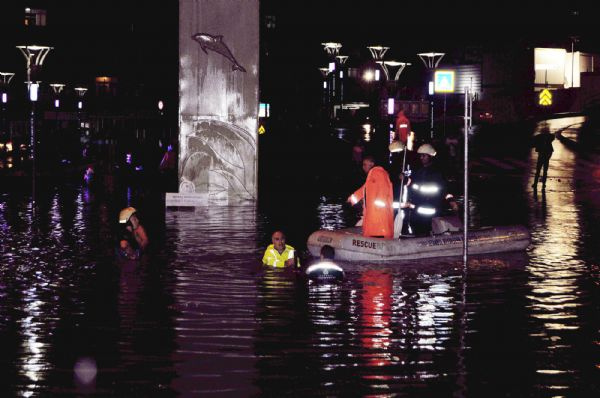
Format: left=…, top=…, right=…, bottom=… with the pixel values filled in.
left=347, top=156, right=394, bottom=239
left=395, top=109, right=412, bottom=144
left=262, top=230, right=299, bottom=268
left=406, top=144, right=458, bottom=236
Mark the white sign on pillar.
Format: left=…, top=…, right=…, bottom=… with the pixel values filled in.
left=178, top=0, right=259, bottom=205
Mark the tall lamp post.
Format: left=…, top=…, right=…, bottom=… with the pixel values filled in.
left=17, top=44, right=52, bottom=204
left=379, top=60, right=411, bottom=146
left=336, top=55, right=349, bottom=117
left=417, top=52, right=445, bottom=140
left=74, top=86, right=88, bottom=136
left=380, top=61, right=410, bottom=86
left=318, top=67, right=330, bottom=119
left=0, top=72, right=15, bottom=142
left=50, top=83, right=65, bottom=133
left=366, top=45, right=389, bottom=131
left=380, top=61, right=411, bottom=111
left=321, top=42, right=342, bottom=120
left=366, top=45, right=389, bottom=86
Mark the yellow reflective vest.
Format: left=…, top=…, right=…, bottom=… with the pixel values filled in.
left=262, top=244, right=299, bottom=268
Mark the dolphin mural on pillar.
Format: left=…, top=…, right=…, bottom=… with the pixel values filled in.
left=192, top=32, right=246, bottom=72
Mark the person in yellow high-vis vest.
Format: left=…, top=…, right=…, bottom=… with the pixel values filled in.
left=262, top=230, right=299, bottom=268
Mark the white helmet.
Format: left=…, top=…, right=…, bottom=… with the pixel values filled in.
left=119, top=207, right=137, bottom=224
left=388, top=140, right=405, bottom=153
left=417, top=143, right=436, bottom=156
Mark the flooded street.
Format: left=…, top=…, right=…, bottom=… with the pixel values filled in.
left=1, top=117, right=599, bottom=397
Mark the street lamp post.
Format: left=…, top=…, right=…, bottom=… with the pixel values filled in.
left=380, top=61, right=410, bottom=86
left=318, top=67, right=330, bottom=119
left=321, top=42, right=342, bottom=121
left=74, top=86, right=88, bottom=135
left=367, top=45, right=389, bottom=62
left=379, top=60, right=411, bottom=148
left=322, top=42, right=342, bottom=57
left=50, top=83, right=65, bottom=133
left=462, top=86, right=473, bottom=266
left=365, top=45, right=389, bottom=145
left=336, top=55, right=349, bottom=117
left=73, top=86, right=89, bottom=162
left=417, top=52, right=445, bottom=140
left=17, top=45, right=52, bottom=205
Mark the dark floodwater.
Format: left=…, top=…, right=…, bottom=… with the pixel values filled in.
left=1, top=117, right=600, bottom=397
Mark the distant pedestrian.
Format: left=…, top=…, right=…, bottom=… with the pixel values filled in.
left=532, top=126, right=555, bottom=190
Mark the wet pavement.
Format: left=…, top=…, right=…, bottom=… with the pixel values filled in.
left=1, top=116, right=599, bottom=397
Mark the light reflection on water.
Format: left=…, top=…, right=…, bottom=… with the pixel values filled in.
left=1, top=118, right=600, bottom=396
left=527, top=186, right=588, bottom=393
left=317, top=200, right=346, bottom=231
left=0, top=191, right=595, bottom=396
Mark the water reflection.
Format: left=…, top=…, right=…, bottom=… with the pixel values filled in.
left=300, top=262, right=470, bottom=396
left=19, top=290, right=47, bottom=396
left=526, top=124, right=592, bottom=395
left=0, top=186, right=180, bottom=396
left=317, top=201, right=346, bottom=231
left=360, top=270, right=393, bottom=369
left=168, top=207, right=260, bottom=396
left=1, top=117, right=600, bottom=396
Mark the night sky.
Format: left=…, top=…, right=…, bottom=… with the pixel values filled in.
left=0, top=1, right=596, bottom=103
left=270, top=1, right=596, bottom=61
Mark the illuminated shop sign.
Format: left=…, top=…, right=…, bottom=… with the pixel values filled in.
left=259, top=103, right=270, bottom=118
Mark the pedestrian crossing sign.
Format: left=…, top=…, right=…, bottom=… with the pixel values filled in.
left=434, top=70, right=455, bottom=93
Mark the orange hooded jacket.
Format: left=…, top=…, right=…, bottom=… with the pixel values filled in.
left=395, top=112, right=411, bottom=144
left=349, top=166, right=394, bottom=239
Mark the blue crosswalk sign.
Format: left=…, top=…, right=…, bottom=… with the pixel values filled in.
left=434, top=70, right=455, bottom=93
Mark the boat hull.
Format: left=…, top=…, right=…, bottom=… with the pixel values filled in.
left=307, top=226, right=530, bottom=261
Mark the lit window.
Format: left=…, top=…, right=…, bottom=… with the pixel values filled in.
left=24, top=8, right=46, bottom=26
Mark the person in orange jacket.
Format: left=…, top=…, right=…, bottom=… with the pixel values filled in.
left=347, top=156, right=394, bottom=239
left=395, top=109, right=412, bottom=144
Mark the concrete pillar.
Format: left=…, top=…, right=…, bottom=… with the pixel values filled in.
left=179, top=0, right=258, bottom=204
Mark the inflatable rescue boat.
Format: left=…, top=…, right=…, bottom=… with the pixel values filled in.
left=307, top=225, right=530, bottom=262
